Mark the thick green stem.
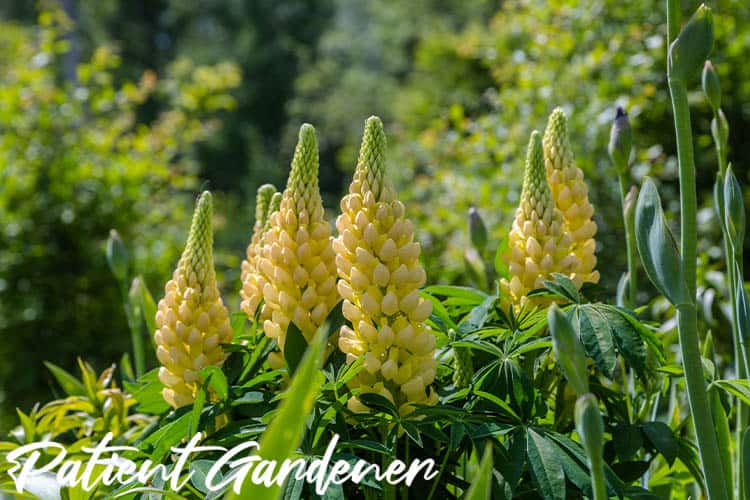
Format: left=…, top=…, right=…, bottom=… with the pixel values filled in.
left=619, top=176, right=638, bottom=307
left=589, top=455, right=607, bottom=500
left=669, top=77, right=729, bottom=500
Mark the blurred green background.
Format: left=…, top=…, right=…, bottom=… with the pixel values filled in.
left=0, top=0, right=749, bottom=429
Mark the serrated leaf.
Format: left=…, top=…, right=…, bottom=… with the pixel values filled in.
left=576, top=305, right=617, bottom=377
left=543, top=273, right=582, bottom=303
left=526, top=429, right=565, bottom=500
left=634, top=178, right=691, bottom=306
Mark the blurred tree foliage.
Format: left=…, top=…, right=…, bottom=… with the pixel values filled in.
left=0, top=10, right=239, bottom=428
left=290, top=0, right=750, bottom=289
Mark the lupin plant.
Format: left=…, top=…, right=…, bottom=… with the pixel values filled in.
left=635, top=3, right=729, bottom=498
left=542, top=107, right=599, bottom=288
left=333, top=116, right=437, bottom=416
left=153, top=191, right=234, bottom=408
left=240, top=184, right=278, bottom=320
left=501, top=130, right=577, bottom=306
left=257, top=124, right=339, bottom=368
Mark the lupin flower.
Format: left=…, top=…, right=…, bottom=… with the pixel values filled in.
left=543, top=108, right=600, bottom=287
left=240, top=184, right=278, bottom=319
left=154, top=191, right=234, bottom=408
left=259, top=124, right=339, bottom=366
left=501, top=131, right=577, bottom=305
left=333, top=116, right=437, bottom=416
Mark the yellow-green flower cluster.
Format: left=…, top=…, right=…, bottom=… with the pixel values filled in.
left=154, top=192, right=233, bottom=408
left=501, top=131, right=577, bottom=305
left=333, top=116, right=437, bottom=416
left=259, top=124, right=338, bottom=366
left=543, top=108, right=599, bottom=286
left=240, top=184, right=278, bottom=319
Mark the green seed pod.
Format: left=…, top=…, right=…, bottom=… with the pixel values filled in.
left=702, top=60, right=721, bottom=111
left=106, top=229, right=129, bottom=284
left=724, top=165, right=746, bottom=255
left=575, top=393, right=604, bottom=469
left=668, top=4, right=714, bottom=82
left=608, top=107, right=632, bottom=174
left=468, top=206, right=488, bottom=251
left=548, top=304, right=589, bottom=396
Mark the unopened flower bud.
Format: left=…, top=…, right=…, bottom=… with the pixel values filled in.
left=608, top=107, right=632, bottom=174
left=575, top=393, right=604, bottom=470
left=548, top=304, right=589, bottom=396
left=724, top=165, right=745, bottom=255
left=711, top=109, right=730, bottom=153
left=468, top=206, right=488, bottom=251
left=106, top=229, right=129, bottom=283
left=668, top=4, right=714, bottom=82
left=702, top=60, right=721, bottom=111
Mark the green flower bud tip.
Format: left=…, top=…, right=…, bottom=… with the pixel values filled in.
left=106, top=229, right=129, bottom=283
left=608, top=107, right=632, bottom=173
left=724, top=165, right=745, bottom=253
left=352, top=115, right=388, bottom=200
left=702, top=60, right=721, bottom=111
left=574, top=393, right=604, bottom=464
left=668, top=3, right=714, bottom=82
left=255, top=184, right=277, bottom=227
left=468, top=206, right=488, bottom=251
left=548, top=304, right=589, bottom=396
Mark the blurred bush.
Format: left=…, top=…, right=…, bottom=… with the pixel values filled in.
left=290, top=0, right=750, bottom=289
left=0, top=10, right=240, bottom=428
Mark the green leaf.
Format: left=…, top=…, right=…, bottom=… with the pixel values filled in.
left=526, top=429, right=565, bottom=500
left=597, top=305, right=648, bottom=379
left=190, top=459, right=218, bottom=494
left=198, top=365, right=229, bottom=401
left=464, top=443, right=494, bottom=500
left=44, top=361, right=86, bottom=397
left=641, top=422, right=679, bottom=466
left=228, top=327, right=327, bottom=500
left=710, top=379, right=750, bottom=407
left=283, top=321, right=308, bottom=375
left=576, top=305, right=617, bottom=377
left=137, top=275, right=158, bottom=337
left=742, top=428, right=750, bottom=500
left=458, top=295, right=498, bottom=334
left=543, top=273, right=581, bottom=304
left=613, top=424, right=642, bottom=461
left=634, top=178, right=691, bottom=306
left=474, top=390, right=521, bottom=423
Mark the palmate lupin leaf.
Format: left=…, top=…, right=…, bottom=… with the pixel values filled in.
left=634, top=178, right=691, bottom=306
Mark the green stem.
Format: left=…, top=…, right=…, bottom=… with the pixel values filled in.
left=619, top=175, right=638, bottom=307
left=589, top=455, right=607, bottom=500
left=669, top=77, right=729, bottom=500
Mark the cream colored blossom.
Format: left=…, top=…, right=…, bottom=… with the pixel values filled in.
left=154, top=191, right=233, bottom=408
left=543, top=108, right=599, bottom=286
left=240, top=184, right=278, bottom=319
left=501, top=131, right=578, bottom=306
left=334, top=116, right=437, bottom=416
left=259, top=124, right=338, bottom=367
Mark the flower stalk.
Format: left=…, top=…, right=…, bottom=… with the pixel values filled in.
left=666, top=3, right=728, bottom=498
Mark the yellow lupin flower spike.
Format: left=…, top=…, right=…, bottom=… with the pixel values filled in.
left=543, top=108, right=599, bottom=286
left=501, top=131, right=578, bottom=306
left=259, top=124, right=339, bottom=366
left=154, top=191, right=233, bottom=408
left=240, top=184, right=278, bottom=319
left=334, top=116, right=437, bottom=417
